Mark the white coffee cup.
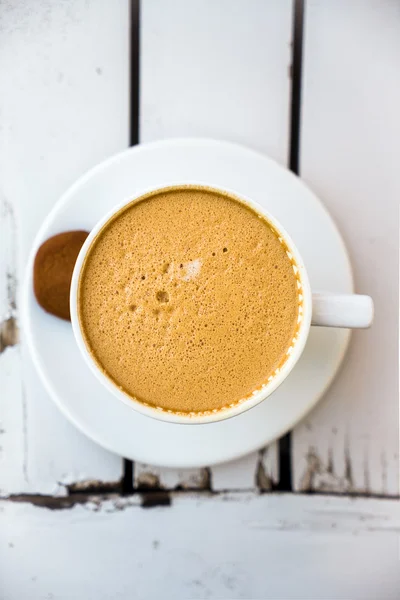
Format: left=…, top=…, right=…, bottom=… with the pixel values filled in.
left=70, top=184, right=373, bottom=425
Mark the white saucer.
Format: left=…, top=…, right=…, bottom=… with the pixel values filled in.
left=23, top=139, right=352, bottom=468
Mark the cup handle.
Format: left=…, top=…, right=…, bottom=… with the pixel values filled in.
left=311, top=292, right=374, bottom=329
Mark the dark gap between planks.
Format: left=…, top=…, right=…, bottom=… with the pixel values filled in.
left=122, top=0, right=141, bottom=494
left=277, top=0, right=305, bottom=492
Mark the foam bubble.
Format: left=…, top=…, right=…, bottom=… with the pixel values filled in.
left=181, top=259, right=202, bottom=281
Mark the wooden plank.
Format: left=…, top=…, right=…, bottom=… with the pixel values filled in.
left=0, top=194, right=26, bottom=495
left=140, top=0, right=294, bottom=487
left=0, top=347, right=26, bottom=496
left=0, top=0, right=130, bottom=494
left=1, top=494, right=399, bottom=599
left=292, top=0, right=400, bottom=495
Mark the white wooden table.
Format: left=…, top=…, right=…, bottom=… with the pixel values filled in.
left=0, top=1, right=399, bottom=598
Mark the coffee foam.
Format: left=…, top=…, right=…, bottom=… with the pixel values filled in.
left=78, top=186, right=303, bottom=414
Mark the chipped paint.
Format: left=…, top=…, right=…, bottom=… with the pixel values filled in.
left=134, top=466, right=212, bottom=492
left=176, top=467, right=211, bottom=491
left=256, top=452, right=273, bottom=491
left=6, top=492, right=170, bottom=512
left=0, top=196, right=19, bottom=354
left=141, top=491, right=171, bottom=508
left=1, top=198, right=18, bottom=313
left=136, top=471, right=161, bottom=490
left=0, top=317, right=19, bottom=353
left=256, top=460, right=272, bottom=491
left=299, top=448, right=353, bottom=494
left=67, top=479, right=123, bottom=495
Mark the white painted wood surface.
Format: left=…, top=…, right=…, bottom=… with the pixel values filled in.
left=140, top=0, right=293, bottom=488
left=0, top=195, right=25, bottom=495
left=1, top=1, right=399, bottom=597
left=1, top=494, right=399, bottom=600
left=3, top=0, right=396, bottom=497
left=141, top=0, right=293, bottom=162
left=292, top=0, right=400, bottom=496
left=0, top=0, right=130, bottom=494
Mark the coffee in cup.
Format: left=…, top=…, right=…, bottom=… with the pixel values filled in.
left=77, top=185, right=303, bottom=415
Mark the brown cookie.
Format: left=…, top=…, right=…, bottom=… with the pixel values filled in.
left=33, top=230, right=89, bottom=321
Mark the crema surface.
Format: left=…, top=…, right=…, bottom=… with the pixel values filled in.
left=78, top=186, right=300, bottom=414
